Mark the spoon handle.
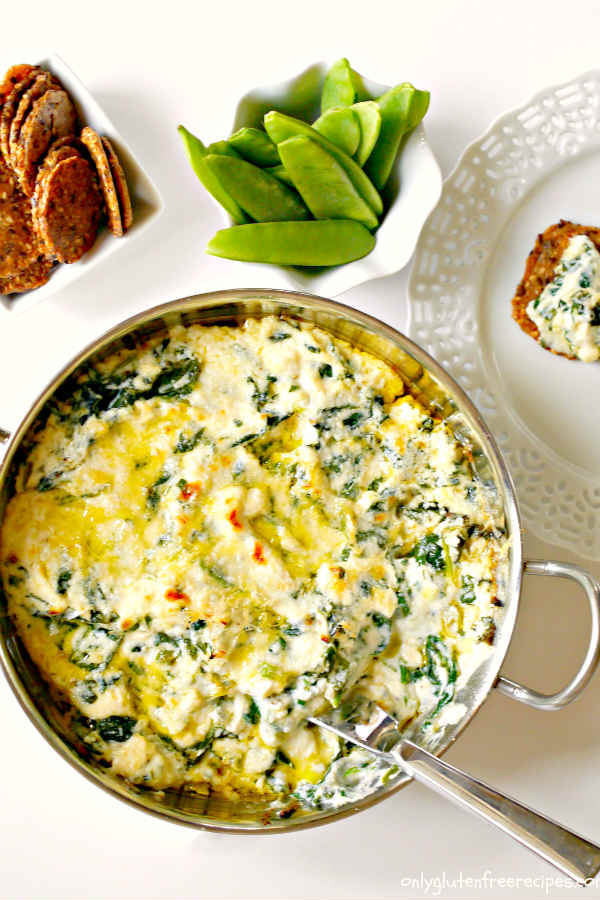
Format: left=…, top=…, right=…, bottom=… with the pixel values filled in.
left=398, top=739, right=600, bottom=885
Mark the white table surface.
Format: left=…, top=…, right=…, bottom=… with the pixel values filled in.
left=2, top=2, right=600, bottom=898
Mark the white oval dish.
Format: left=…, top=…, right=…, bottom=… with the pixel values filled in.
left=408, top=70, right=600, bottom=559
left=1, top=53, right=164, bottom=317
left=209, top=61, right=442, bottom=297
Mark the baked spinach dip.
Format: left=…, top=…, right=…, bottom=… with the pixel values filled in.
left=0, top=316, right=506, bottom=813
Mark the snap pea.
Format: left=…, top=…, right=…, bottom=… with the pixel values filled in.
left=277, top=136, right=378, bottom=230
left=365, top=84, right=430, bottom=190
left=204, top=154, right=309, bottom=222
left=321, top=58, right=356, bottom=112
left=206, top=140, right=241, bottom=158
left=266, top=164, right=294, bottom=187
left=351, top=101, right=381, bottom=166
left=178, top=125, right=249, bottom=225
left=312, top=107, right=360, bottom=157
left=264, top=111, right=383, bottom=216
left=228, top=127, right=280, bottom=167
left=207, top=220, right=375, bottom=266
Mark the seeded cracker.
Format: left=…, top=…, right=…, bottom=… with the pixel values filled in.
left=102, top=136, right=133, bottom=231
left=18, top=89, right=77, bottom=196
left=37, top=155, right=102, bottom=263
left=10, top=72, right=59, bottom=171
left=32, top=138, right=84, bottom=221
left=81, top=127, right=123, bottom=236
left=0, top=65, right=37, bottom=104
left=0, top=155, right=45, bottom=277
left=0, top=255, right=54, bottom=294
left=0, top=68, right=41, bottom=164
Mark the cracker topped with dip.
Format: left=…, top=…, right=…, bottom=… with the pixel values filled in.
left=512, top=220, right=600, bottom=362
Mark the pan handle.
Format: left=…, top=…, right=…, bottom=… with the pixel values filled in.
left=496, top=560, right=600, bottom=710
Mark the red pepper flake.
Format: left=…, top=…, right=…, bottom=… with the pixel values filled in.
left=48, top=609, right=60, bottom=616
left=180, top=482, right=200, bottom=501
left=321, top=635, right=331, bottom=643
left=329, top=565, right=345, bottom=579
left=228, top=508, right=243, bottom=530
left=121, top=618, right=134, bottom=630
left=177, top=514, right=189, bottom=525
left=252, top=542, right=266, bottom=563
left=219, top=619, right=229, bottom=626
left=165, top=588, right=190, bottom=604
left=7, top=554, right=18, bottom=564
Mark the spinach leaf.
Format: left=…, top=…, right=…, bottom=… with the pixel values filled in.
left=342, top=411, right=363, bottom=429
left=83, top=579, right=118, bottom=625
left=231, top=432, right=259, bottom=447
left=422, top=635, right=458, bottom=724
left=54, top=354, right=201, bottom=427
left=243, top=699, right=261, bottom=725
left=370, top=612, right=391, bottom=654
left=147, top=469, right=171, bottom=510
left=56, top=570, right=72, bottom=595
left=151, top=359, right=200, bottom=399
left=247, top=374, right=277, bottom=411
left=395, top=592, right=410, bottom=617
left=410, top=534, right=445, bottom=571
left=96, top=715, right=137, bottom=743
left=340, top=480, right=358, bottom=500
left=69, top=626, right=121, bottom=671
left=174, top=428, right=205, bottom=453
left=37, top=471, right=63, bottom=492
left=460, top=575, right=476, bottom=604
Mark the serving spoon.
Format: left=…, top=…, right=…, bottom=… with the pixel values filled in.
left=311, top=705, right=600, bottom=884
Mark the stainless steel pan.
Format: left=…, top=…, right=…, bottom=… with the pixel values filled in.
left=1, top=289, right=598, bottom=851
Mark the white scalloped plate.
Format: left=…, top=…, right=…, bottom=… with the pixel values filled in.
left=408, top=71, right=600, bottom=559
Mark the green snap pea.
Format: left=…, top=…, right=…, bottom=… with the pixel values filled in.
left=277, top=136, right=378, bottom=230
left=228, top=127, right=280, bottom=167
left=207, top=220, right=375, bottom=266
left=178, top=125, right=249, bottom=225
left=365, top=84, right=430, bottom=190
left=264, top=111, right=383, bottom=216
left=321, top=58, right=356, bottom=112
left=312, top=107, right=360, bottom=157
left=204, top=155, right=309, bottom=222
left=351, top=101, right=381, bottom=166
left=265, top=164, right=294, bottom=187
left=206, top=140, right=241, bottom=158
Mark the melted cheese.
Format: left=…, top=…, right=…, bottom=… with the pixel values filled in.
left=0, top=316, right=506, bottom=809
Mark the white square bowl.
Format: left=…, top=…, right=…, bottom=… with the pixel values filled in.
left=210, top=61, right=442, bottom=297
left=1, top=53, right=164, bottom=316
